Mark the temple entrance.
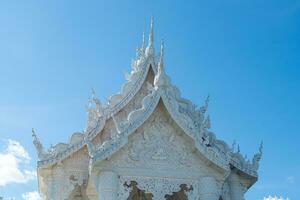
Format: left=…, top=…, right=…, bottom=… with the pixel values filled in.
left=125, top=181, right=193, bottom=200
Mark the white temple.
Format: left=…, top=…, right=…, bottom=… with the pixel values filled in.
left=33, top=19, right=263, bottom=200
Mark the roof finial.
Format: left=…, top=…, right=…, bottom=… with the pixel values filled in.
left=252, top=141, right=263, bottom=171
left=259, top=141, right=263, bottom=155
left=154, top=40, right=170, bottom=88
left=158, top=39, right=164, bottom=68
left=205, top=95, right=210, bottom=106
left=32, top=128, right=40, bottom=144
left=91, top=87, right=96, bottom=98
left=32, top=128, right=47, bottom=160
left=149, top=16, right=154, bottom=47
left=32, top=128, right=36, bottom=137
left=146, top=17, right=154, bottom=57
left=199, top=94, right=210, bottom=114
left=142, top=32, right=145, bottom=50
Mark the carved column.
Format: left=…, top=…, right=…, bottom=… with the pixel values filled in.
left=228, top=173, right=246, bottom=200
left=39, top=163, right=65, bottom=200
left=198, top=177, right=220, bottom=200
left=52, top=163, right=65, bottom=200
left=97, top=171, right=118, bottom=200
left=42, top=175, right=54, bottom=200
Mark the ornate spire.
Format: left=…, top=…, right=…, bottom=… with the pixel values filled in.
left=200, top=95, right=210, bottom=113
left=158, top=39, right=164, bottom=69
left=32, top=128, right=41, bottom=147
left=205, top=95, right=210, bottom=108
left=149, top=16, right=154, bottom=47
left=258, top=141, right=263, bottom=156
left=91, top=87, right=96, bottom=99
left=87, top=88, right=102, bottom=112
left=252, top=141, right=263, bottom=170
left=154, top=40, right=170, bottom=88
left=145, top=17, right=155, bottom=57
left=136, top=32, right=146, bottom=60
left=32, top=128, right=36, bottom=138
left=86, top=88, right=103, bottom=133
left=142, top=31, right=145, bottom=50
left=157, top=40, right=165, bottom=74
left=32, top=128, right=47, bottom=160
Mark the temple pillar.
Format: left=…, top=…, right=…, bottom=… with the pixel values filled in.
left=228, top=173, right=246, bottom=200
left=96, top=171, right=118, bottom=200
left=198, top=176, right=220, bottom=200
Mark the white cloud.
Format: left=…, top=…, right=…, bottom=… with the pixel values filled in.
left=286, top=176, right=295, bottom=184
left=263, top=196, right=290, bottom=200
left=6, top=140, right=30, bottom=160
left=0, top=139, right=36, bottom=186
left=22, top=191, right=42, bottom=200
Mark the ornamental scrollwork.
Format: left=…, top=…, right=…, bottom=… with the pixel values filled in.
left=117, top=176, right=197, bottom=200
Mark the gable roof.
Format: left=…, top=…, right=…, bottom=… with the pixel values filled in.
left=33, top=20, right=263, bottom=184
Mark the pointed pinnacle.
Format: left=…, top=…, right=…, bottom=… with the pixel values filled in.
left=206, top=94, right=210, bottom=104
left=259, top=141, right=263, bottom=154
left=204, top=94, right=210, bottom=109
left=91, top=88, right=96, bottom=96
left=142, top=32, right=145, bottom=49
left=159, top=39, right=164, bottom=66
left=149, top=16, right=154, bottom=47
left=32, top=128, right=36, bottom=137
left=160, top=39, right=164, bottom=57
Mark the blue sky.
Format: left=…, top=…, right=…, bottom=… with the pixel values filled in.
left=0, top=0, right=299, bottom=199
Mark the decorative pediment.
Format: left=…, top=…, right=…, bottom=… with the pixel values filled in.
left=107, top=105, right=204, bottom=171
left=87, top=45, right=262, bottom=179
left=87, top=59, right=230, bottom=173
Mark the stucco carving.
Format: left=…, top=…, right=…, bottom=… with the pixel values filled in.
left=252, top=142, right=263, bottom=171
left=34, top=19, right=262, bottom=200
left=86, top=89, right=105, bottom=134
left=32, top=128, right=49, bottom=160
left=118, top=176, right=197, bottom=200
left=107, top=106, right=201, bottom=171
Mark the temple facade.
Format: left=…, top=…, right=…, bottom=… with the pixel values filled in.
left=33, top=19, right=263, bottom=200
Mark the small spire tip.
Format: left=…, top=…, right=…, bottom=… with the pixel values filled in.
left=148, top=17, right=154, bottom=47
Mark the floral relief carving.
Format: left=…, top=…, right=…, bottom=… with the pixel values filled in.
left=118, top=108, right=198, bottom=170
left=117, top=176, right=197, bottom=200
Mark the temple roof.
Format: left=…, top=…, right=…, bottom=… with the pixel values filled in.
left=33, top=19, right=262, bottom=183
